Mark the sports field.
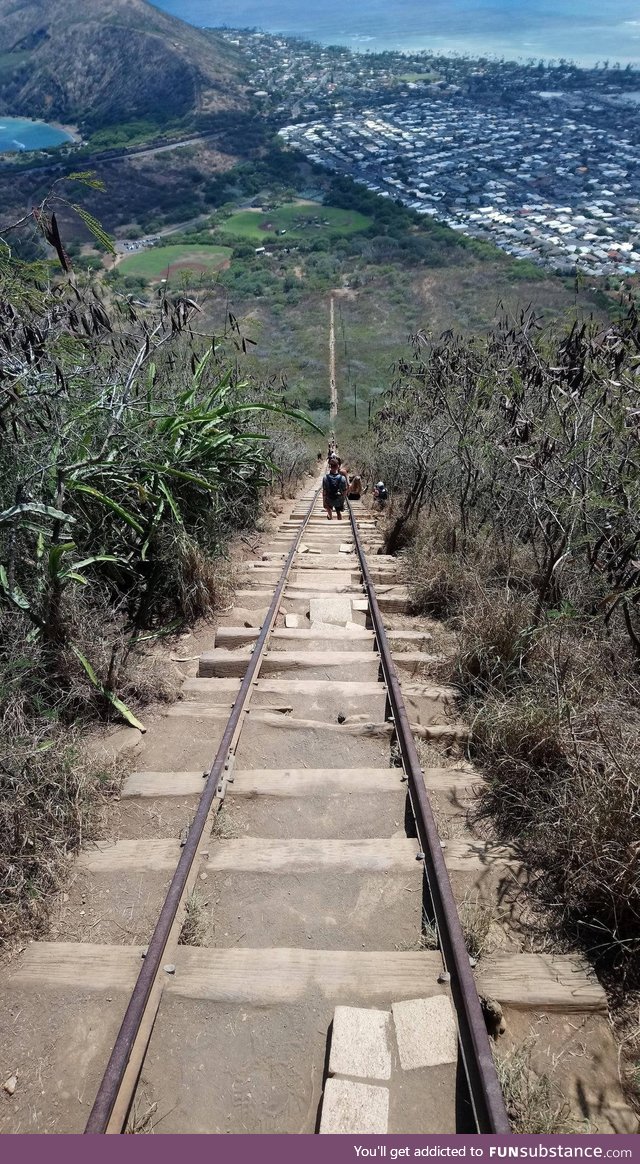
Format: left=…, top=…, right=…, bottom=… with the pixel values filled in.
left=118, top=244, right=233, bottom=281
left=217, top=202, right=372, bottom=242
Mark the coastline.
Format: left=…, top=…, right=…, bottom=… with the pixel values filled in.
left=214, top=27, right=639, bottom=69
left=149, top=0, right=640, bottom=69
left=0, top=115, right=79, bottom=155
left=49, top=119, right=81, bottom=143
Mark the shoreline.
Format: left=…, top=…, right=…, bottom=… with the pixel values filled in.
left=49, top=119, right=81, bottom=143
left=204, top=23, right=637, bottom=70
left=0, top=115, right=80, bottom=156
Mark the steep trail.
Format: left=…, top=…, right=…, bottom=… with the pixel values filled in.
left=0, top=486, right=616, bottom=1134
left=329, top=294, right=337, bottom=425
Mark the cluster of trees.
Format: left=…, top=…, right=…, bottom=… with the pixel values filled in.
left=203, top=140, right=310, bottom=208
left=325, top=175, right=505, bottom=270
left=375, top=307, right=640, bottom=638
left=364, top=306, right=640, bottom=969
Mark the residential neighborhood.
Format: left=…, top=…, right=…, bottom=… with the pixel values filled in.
left=280, top=95, right=640, bottom=275
left=219, top=29, right=640, bottom=275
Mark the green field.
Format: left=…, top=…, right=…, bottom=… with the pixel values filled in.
left=118, top=244, right=232, bottom=281
left=211, top=260, right=612, bottom=443
left=217, top=203, right=372, bottom=242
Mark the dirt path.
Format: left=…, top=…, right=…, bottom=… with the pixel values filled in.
left=329, top=294, right=337, bottom=425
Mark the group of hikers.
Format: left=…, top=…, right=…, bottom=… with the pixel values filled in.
left=322, top=448, right=388, bottom=520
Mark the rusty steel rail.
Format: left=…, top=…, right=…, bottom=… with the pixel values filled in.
left=84, top=489, right=320, bottom=1135
left=348, top=503, right=511, bottom=1136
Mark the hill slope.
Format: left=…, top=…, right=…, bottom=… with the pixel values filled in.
left=0, top=0, right=244, bottom=130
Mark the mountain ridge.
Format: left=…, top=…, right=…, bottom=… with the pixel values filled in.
left=0, top=0, right=245, bottom=131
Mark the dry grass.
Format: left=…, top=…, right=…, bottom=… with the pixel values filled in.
left=0, top=733, right=119, bottom=949
left=496, top=1041, right=579, bottom=1134
left=405, top=544, right=473, bottom=619
left=404, top=514, right=640, bottom=985
left=455, top=592, right=538, bottom=697
left=474, top=687, right=640, bottom=975
left=612, top=994, right=640, bottom=1111
left=403, top=512, right=533, bottom=622
left=0, top=597, right=187, bottom=951
left=396, top=908, right=439, bottom=952
left=125, top=1099, right=158, bottom=1135
left=120, top=651, right=182, bottom=707
left=152, top=527, right=233, bottom=626
left=125, top=1084, right=159, bottom=1134
left=416, top=735, right=457, bottom=771
left=459, top=893, right=495, bottom=961
left=178, top=889, right=210, bottom=947
left=211, top=807, right=240, bottom=839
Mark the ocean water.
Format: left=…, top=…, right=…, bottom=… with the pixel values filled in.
left=0, top=117, right=74, bottom=154
left=151, top=0, right=640, bottom=67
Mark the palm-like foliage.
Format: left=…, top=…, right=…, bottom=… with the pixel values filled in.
left=0, top=251, right=316, bottom=723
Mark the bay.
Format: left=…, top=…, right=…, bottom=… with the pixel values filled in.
left=151, top=0, right=640, bottom=67
left=0, top=117, right=74, bottom=155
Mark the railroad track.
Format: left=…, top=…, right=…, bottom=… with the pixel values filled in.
left=3, top=486, right=609, bottom=1135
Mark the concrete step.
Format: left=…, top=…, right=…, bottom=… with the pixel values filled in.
left=13, top=943, right=443, bottom=1004
left=251, top=566, right=399, bottom=582
left=237, top=577, right=364, bottom=594
left=282, top=521, right=381, bottom=530
left=181, top=676, right=390, bottom=724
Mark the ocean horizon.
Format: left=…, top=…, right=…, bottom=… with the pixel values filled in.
left=151, top=0, right=640, bottom=68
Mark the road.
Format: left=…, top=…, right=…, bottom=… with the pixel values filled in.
left=0, top=130, right=227, bottom=180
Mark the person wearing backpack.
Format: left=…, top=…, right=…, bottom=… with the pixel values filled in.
left=373, top=481, right=389, bottom=509
left=323, top=455, right=347, bottom=520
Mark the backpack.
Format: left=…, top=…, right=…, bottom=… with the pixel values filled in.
left=376, top=485, right=388, bottom=500
left=324, top=471, right=344, bottom=500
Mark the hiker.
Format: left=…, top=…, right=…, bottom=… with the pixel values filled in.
left=348, top=472, right=363, bottom=501
left=323, top=455, right=347, bottom=520
left=373, top=480, right=389, bottom=509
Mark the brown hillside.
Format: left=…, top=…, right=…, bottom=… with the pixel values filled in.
left=0, top=0, right=244, bottom=128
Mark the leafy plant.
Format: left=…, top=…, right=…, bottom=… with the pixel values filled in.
left=0, top=230, right=318, bottom=727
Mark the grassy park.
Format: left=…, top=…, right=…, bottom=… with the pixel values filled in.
left=118, top=244, right=232, bottom=283
left=217, top=202, right=372, bottom=242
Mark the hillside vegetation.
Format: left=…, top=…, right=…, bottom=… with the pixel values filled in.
left=0, top=0, right=244, bottom=131
left=0, top=229, right=315, bottom=945
left=364, top=307, right=640, bottom=995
